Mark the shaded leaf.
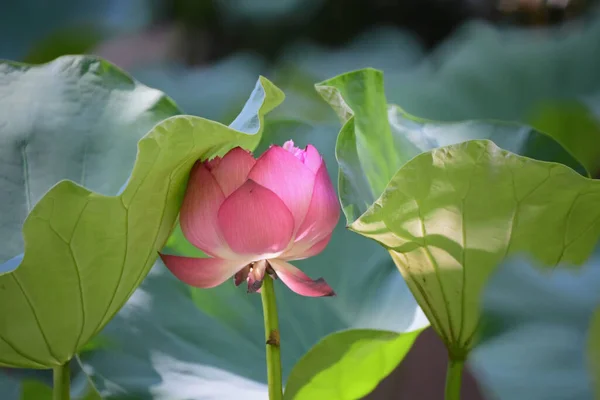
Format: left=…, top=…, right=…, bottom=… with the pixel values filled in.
left=470, top=255, right=600, bottom=400
left=1, top=357, right=101, bottom=400
left=0, top=55, right=179, bottom=267
left=20, top=380, right=53, bottom=400
left=385, top=17, right=600, bottom=176
left=316, top=68, right=586, bottom=223
left=19, top=377, right=101, bottom=400
left=528, top=101, right=600, bottom=178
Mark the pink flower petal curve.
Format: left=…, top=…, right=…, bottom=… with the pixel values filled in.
left=180, top=161, right=229, bottom=258
left=218, top=180, right=295, bottom=257
left=268, top=259, right=335, bottom=297
left=293, top=162, right=340, bottom=250
left=281, top=234, right=332, bottom=261
left=282, top=141, right=321, bottom=173
left=302, top=145, right=322, bottom=174
left=160, top=254, right=248, bottom=288
left=210, top=147, right=256, bottom=196
left=248, top=146, right=316, bottom=228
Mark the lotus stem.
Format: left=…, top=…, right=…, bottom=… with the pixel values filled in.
left=53, top=362, right=70, bottom=400
left=261, top=274, right=283, bottom=400
left=445, top=356, right=464, bottom=400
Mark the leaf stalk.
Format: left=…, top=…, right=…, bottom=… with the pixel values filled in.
left=261, top=274, right=283, bottom=400
left=53, top=362, right=70, bottom=400
left=445, top=356, right=464, bottom=400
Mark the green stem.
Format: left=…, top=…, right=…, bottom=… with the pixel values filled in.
left=444, top=357, right=465, bottom=400
left=53, top=363, right=70, bottom=400
left=445, top=357, right=464, bottom=400
left=261, top=275, right=283, bottom=400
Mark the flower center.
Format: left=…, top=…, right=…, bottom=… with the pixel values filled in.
left=233, top=260, right=277, bottom=293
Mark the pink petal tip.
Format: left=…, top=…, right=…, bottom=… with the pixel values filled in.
left=268, top=259, right=335, bottom=297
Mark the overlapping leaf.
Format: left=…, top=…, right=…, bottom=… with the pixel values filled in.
left=78, top=119, right=427, bottom=399
left=0, top=55, right=284, bottom=369
left=0, top=56, right=179, bottom=267
left=384, top=16, right=600, bottom=177
left=316, top=68, right=586, bottom=223
left=319, top=68, right=599, bottom=355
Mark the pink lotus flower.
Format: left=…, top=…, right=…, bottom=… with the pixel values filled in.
left=160, top=140, right=340, bottom=297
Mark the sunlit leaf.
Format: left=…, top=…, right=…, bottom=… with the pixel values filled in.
left=283, top=328, right=423, bottom=400
left=352, top=139, right=600, bottom=353
left=78, top=119, right=427, bottom=399
left=0, top=55, right=283, bottom=369
left=319, top=68, right=599, bottom=356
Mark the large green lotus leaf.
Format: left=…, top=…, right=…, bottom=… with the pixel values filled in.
left=385, top=16, right=600, bottom=176
left=315, top=68, right=585, bottom=223
left=76, top=119, right=427, bottom=399
left=352, top=139, right=600, bottom=353
left=0, top=55, right=284, bottom=369
left=283, top=328, right=424, bottom=400
left=0, top=56, right=180, bottom=267
left=270, top=15, right=600, bottom=176
left=468, top=254, right=600, bottom=400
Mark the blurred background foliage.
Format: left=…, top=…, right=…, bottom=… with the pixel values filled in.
left=2, top=0, right=600, bottom=399
left=3, top=0, right=600, bottom=129
left=3, top=0, right=599, bottom=125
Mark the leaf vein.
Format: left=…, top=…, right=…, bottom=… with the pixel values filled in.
left=457, top=146, right=486, bottom=345
left=0, top=334, right=48, bottom=368
left=398, top=252, right=451, bottom=346
left=94, top=204, right=129, bottom=333
left=10, top=274, right=61, bottom=364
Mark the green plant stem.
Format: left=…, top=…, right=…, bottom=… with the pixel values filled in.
left=445, top=357, right=464, bottom=400
left=261, top=275, right=283, bottom=400
left=53, top=363, right=70, bottom=400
